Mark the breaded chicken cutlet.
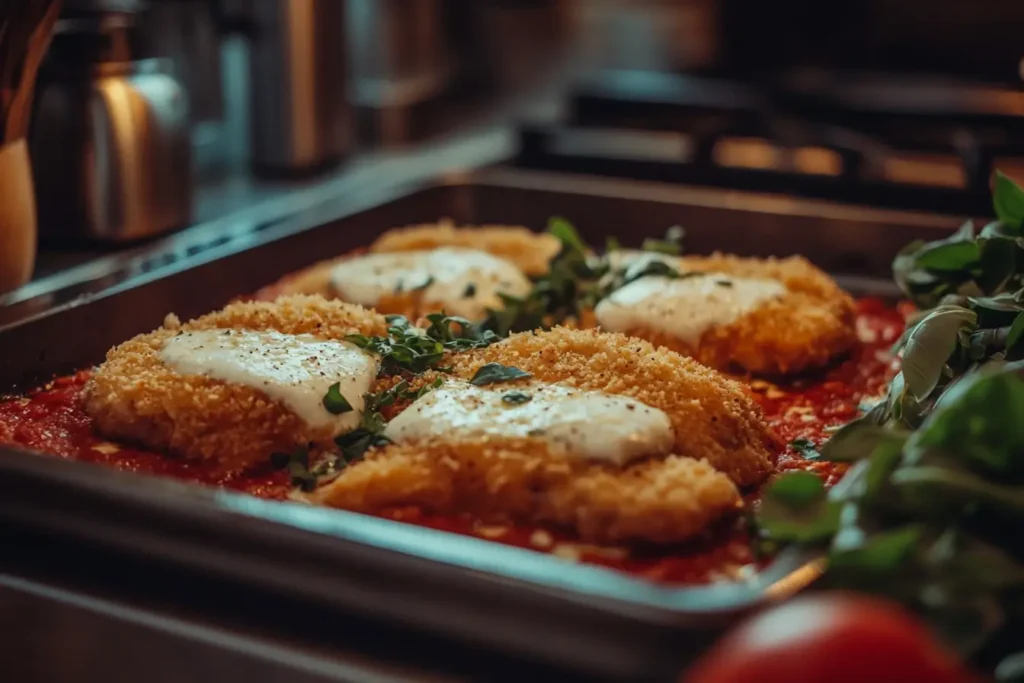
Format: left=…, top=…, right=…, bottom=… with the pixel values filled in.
left=590, top=251, right=857, bottom=375
left=258, top=220, right=560, bottom=320
left=309, top=328, right=779, bottom=544
left=83, top=295, right=388, bottom=474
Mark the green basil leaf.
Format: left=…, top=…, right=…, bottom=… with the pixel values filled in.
left=790, top=437, right=821, bottom=460
left=765, top=471, right=826, bottom=508
left=820, top=423, right=907, bottom=463
left=970, top=293, right=1024, bottom=331
left=548, top=216, right=587, bottom=253
left=502, top=391, right=532, bottom=405
left=901, top=306, right=978, bottom=401
left=470, top=362, right=532, bottom=386
left=978, top=237, right=1018, bottom=293
left=1007, top=313, right=1024, bottom=352
left=925, top=531, right=1024, bottom=592
left=322, top=383, right=353, bottom=415
left=830, top=526, right=923, bottom=574
left=913, top=370, right=1024, bottom=478
left=758, top=473, right=841, bottom=544
left=641, top=225, right=685, bottom=256
left=916, top=241, right=981, bottom=272
left=994, top=170, right=1024, bottom=230
left=891, top=465, right=1024, bottom=518
left=621, top=259, right=681, bottom=286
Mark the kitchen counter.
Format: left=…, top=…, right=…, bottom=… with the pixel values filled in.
left=0, top=124, right=519, bottom=329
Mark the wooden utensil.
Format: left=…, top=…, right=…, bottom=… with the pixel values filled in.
left=0, top=0, right=61, bottom=294
left=1, top=0, right=62, bottom=142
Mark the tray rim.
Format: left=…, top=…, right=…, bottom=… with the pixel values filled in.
left=0, top=443, right=824, bottom=616
left=0, top=165, right=958, bottom=334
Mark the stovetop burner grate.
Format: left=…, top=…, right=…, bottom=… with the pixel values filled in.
left=515, top=71, right=1024, bottom=216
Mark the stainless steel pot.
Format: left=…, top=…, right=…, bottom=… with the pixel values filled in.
left=30, top=15, right=192, bottom=243
left=346, top=0, right=451, bottom=110
left=245, top=0, right=350, bottom=175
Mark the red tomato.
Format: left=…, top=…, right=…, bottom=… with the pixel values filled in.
left=684, top=593, right=975, bottom=683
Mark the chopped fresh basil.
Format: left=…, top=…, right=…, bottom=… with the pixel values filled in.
left=479, top=217, right=600, bottom=336
left=548, top=216, right=588, bottom=253
left=270, top=447, right=318, bottom=492
left=335, top=428, right=391, bottom=466
left=641, top=225, right=685, bottom=256
left=470, top=362, right=532, bottom=386
left=322, top=382, right=353, bottom=414
left=621, top=259, right=680, bottom=286
left=345, top=313, right=498, bottom=377
left=423, top=313, right=501, bottom=351
left=790, top=437, right=821, bottom=460
left=501, top=391, right=532, bottom=405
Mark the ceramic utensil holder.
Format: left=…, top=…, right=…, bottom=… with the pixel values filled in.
left=0, top=140, right=37, bottom=294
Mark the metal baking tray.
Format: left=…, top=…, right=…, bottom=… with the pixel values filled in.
left=0, top=169, right=961, bottom=681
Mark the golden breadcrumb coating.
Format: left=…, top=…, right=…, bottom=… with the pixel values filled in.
left=594, top=253, right=857, bottom=376
left=83, top=295, right=388, bottom=474
left=309, top=437, right=742, bottom=545
left=446, top=327, right=778, bottom=487
left=369, top=218, right=560, bottom=276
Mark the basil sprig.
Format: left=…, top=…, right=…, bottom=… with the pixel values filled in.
left=482, top=218, right=686, bottom=336
left=346, top=313, right=498, bottom=376
left=759, top=172, right=1024, bottom=675
left=270, top=447, right=319, bottom=492
left=641, top=225, right=685, bottom=255
left=331, top=378, right=442, bottom=466
left=759, top=365, right=1024, bottom=662
left=278, top=376, right=446, bottom=491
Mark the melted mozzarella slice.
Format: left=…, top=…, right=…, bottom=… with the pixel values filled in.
left=384, top=380, right=674, bottom=466
left=329, top=248, right=532, bottom=320
left=594, top=274, right=787, bottom=345
left=161, top=329, right=377, bottom=436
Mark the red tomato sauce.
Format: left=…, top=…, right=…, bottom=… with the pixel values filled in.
left=0, top=298, right=905, bottom=585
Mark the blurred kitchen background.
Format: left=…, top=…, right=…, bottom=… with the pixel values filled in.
left=3, top=0, right=1024, bottom=307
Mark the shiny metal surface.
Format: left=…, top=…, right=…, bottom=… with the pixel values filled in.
left=345, top=0, right=454, bottom=146
left=246, top=0, right=350, bottom=175
left=139, top=0, right=223, bottom=124
left=347, top=0, right=450, bottom=110
left=29, top=56, right=192, bottom=242
left=0, top=572, right=458, bottom=683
